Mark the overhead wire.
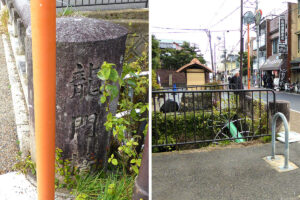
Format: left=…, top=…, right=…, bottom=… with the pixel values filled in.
left=207, top=0, right=229, bottom=27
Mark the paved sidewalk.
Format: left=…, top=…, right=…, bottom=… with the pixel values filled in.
left=0, top=35, right=19, bottom=174
left=290, top=110, right=300, bottom=132
left=153, top=142, right=300, bottom=200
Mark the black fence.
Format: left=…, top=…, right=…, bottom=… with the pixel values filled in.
left=155, top=84, right=229, bottom=92
left=56, top=0, right=148, bottom=8
left=152, top=89, right=276, bottom=151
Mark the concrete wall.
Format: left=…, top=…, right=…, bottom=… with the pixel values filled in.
left=77, top=9, right=149, bottom=61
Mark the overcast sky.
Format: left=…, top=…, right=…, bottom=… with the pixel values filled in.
left=150, top=0, right=298, bottom=66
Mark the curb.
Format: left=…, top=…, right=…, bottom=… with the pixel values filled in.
left=1, top=33, right=30, bottom=156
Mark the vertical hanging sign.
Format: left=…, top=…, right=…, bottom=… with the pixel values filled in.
left=279, top=15, right=286, bottom=43
left=279, top=15, right=287, bottom=54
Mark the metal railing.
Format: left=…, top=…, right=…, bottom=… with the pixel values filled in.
left=154, top=84, right=229, bottom=92
left=270, top=112, right=290, bottom=170
left=56, top=0, right=148, bottom=8
left=152, top=89, right=276, bottom=150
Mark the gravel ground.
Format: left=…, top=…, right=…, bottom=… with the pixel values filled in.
left=0, top=37, right=19, bottom=174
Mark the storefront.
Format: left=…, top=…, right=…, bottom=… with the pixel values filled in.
left=260, top=54, right=287, bottom=87
left=290, top=58, right=300, bottom=83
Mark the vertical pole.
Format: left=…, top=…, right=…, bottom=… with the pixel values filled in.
left=208, top=30, right=215, bottom=81
left=31, top=0, right=56, bottom=199
left=240, top=0, right=244, bottom=85
left=256, top=0, right=260, bottom=87
left=214, top=43, right=217, bottom=79
left=247, top=23, right=250, bottom=89
left=224, top=31, right=227, bottom=83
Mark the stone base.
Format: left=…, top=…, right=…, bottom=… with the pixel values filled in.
left=263, top=155, right=298, bottom=172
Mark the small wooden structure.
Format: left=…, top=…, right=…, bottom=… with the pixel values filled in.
left=176, top=58, right=213, bottom=86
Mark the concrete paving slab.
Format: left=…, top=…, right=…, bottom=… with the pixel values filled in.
left=153, top=142, right=300, bottom=200
left=263, top=155, right=298, bottom=172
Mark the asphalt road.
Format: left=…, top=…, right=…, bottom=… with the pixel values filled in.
left=258, top=91, right=300, bottom=112
left=273, top=92, right=300, bottom=112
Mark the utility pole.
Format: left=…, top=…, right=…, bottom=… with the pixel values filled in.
left=224, top=31, right=227, bottom=83
left=256, top=0, right=260, bottom=87
left=240, top=0, right=244, bottom=85
left=214, top=43, right=217, bottom=79
left=207, top=30, right=215, bottom=80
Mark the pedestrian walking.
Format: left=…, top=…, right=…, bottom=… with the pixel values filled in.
left=267, top=74, right=273, bottom=89
left=263, top=73, right=267, bottom=88
left=231, top=72, right=243, bottom=90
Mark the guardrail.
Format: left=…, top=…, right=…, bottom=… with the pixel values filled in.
left=152, top=89, right=276, bottom=151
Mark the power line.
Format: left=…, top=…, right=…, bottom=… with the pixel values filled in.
left=210, top=0, right=252, bottom=28
left=152, top=26, right=240, bottom=33
left=210, top=5, right=241, bottom=28
left=207, top=0, right=229, bottom=27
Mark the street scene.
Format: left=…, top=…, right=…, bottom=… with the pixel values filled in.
left=152, top=0, right=300, bottom=199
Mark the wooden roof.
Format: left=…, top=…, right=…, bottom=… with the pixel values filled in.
left=176, top=58, right=213, bottom=73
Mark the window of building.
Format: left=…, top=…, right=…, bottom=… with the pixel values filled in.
left=272, top=38, right=278, bottom=54
left=298, top=0, right=300, bottom=15
left=298, top=34, right=300, bottom=52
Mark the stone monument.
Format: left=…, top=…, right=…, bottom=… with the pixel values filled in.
left=25, top=17, right=128, bottom=169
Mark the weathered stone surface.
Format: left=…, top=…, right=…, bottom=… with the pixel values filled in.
left=17, top=18, right=26, bottom=54
left=132, top=132, right=149, bottom=200
left=11, top=8, right=19, bottom=37
left=269, top=100, right=290, bottom=133
left=12, top=0, right=30, bottom=27
left=25, top=17, right=128, bottom=169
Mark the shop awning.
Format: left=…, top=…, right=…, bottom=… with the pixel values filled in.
left=291, top=66, right=300, bottom=70
left=290, top=57, right=300, bottom=64
left=260, top=54, right=284, bottom=71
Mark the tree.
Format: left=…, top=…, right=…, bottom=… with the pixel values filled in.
left=160, top=41, right=206, bottom=70
left=237, top=52, right=252, bottom=76
left=152, top=35, right=161, bottom=70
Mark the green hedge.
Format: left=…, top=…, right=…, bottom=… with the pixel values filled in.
left=152, top=108, right=268, bottom=152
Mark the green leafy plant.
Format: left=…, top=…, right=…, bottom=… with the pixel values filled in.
left=71, top=171, right=135, bottom=200
left=0, top=6, right=9, bottom=34
left=13, top=152, right=36, bottom=175
left=97, top=44, right=148, bottom=174
left=153, top=91, right=270, bottom=152
left=55, top=147, right=79, bottom=190
left=57, top=6, right=75, bottom=17
left=98, top=60, right=147, bottom=175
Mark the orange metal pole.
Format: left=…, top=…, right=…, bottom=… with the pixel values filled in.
left=31, top=0, right=56, bottom=199
left=247, top=23, right=250, bottom=89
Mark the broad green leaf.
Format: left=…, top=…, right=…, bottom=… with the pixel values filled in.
left=107, top=113, right=113, bottom=121
left=132, top=165, right=139, bottom=174
left=100, top=96, right=106, bottom=103
left=106, top=85, right=119, bottom=100
left=130, top=159, right=136, bottom=164
left=112, top=158, right=118, bottom=166
left=98, top=68, right=111, bottom=80
left=127, top=79, right=137, bottom=87
left=140, top=105, right=147, bottom=113
left=109, top=69, right=119, bottom=82
left=130, top=109, right=137, bottom=118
